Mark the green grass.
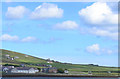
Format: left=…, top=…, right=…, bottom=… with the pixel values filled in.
left=1, top=49, right=119, bottom=76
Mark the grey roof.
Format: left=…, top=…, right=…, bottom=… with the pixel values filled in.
left=42, top=67, right=57, bottom=70
left=2, top=66, right=14, bottom=69
left=15, top=67, right=32, bottom=70
left=15, top=67, right=38, bottom=70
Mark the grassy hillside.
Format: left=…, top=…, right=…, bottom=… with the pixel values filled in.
left=1, top=49, right=119, bottom=76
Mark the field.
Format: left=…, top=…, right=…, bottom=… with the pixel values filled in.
left=1, top=49, right=119, bottom=76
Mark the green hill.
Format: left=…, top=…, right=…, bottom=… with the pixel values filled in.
left=1, top=49, right=119, bottom=76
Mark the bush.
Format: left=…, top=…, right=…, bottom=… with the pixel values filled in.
left=57, top=68, right=64, bottom=73
left=4, top=64, right=20, bottom=67
left=37, top=68, right=41, bottom=71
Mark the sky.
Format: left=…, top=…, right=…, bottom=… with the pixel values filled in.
left=1, top=2, right=118, bottom=67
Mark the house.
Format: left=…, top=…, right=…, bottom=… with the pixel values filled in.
left=10, top=57, right=14, bottom=60
left=46, top=58, right=53, bottom=63
left=2, top=66, right=15, bottom=73
left=47, top=61, right=53, bottom=63
left=48, top=67, right=57, bottom=73
left=0, top=65, right=2, bottom=67
left=41, top=67, right=57, bottom=73
left=64, top=70, right=69, bottom=74
left=4, top=66, right=14, bottom=69
left=20, top=64, right=25, bottom=67
left=88, top=71, right=92, bottom=74
left=10, top=67, right=39, bottom=74
left=108, top=71, right=111, bottom=73
left=47, top=65, right=52, bottom=67
left=25, top=55, right=28, bottom=57
left=11, top=58, right=14, bottom=60
left=3, top=67, right=9, bottom=73
left=14, top=56, right=19, bottom=59
left=7, top=56, right=10, bottom=59
left=5, top=54, right=10, bottom=57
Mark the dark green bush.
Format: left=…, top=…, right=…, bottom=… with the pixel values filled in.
left=4, top=64, right=20, bottom=67
left=57, top=68, right=64, bottom=73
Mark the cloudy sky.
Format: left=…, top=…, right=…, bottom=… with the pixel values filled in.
left=1, top=2, right=118, bottom=67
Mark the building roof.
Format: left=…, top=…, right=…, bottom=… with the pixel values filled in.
left=2, top=66, right=14, bottom=69
left=14, top=67, right=38, bottom=70
left=42, top=67, right=57, bottom=70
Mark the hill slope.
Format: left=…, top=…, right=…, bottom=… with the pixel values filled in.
left=1, top=49, right=119, bottom=75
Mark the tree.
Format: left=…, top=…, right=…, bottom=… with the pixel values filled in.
left=37, top=68, right=41, bottom=72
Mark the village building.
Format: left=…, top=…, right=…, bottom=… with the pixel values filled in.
left=88, top=71, right=92, bottom=74
left=0, top=65, right=2, bottom=67
left=10, top=67, right=39, bottom=74
left=108, top=71, right=111, bottom=73
left=47, top=61, right=53, bottom=63
left=64, top=70, right=69, bottom=74
left=3, top=67, right=9, bottom=73
left=14, top=56, right=19, bottom=59
left=2, top=66, right=15, bottom=73
left=46, top=58, right=53, bottom=63
left=20, top=64, right=26, bottom=67
left=5, top=54, right=10, bottom=57
left=47, top=65, right=52, bottom=67
left=25, top=55, right=28, bottom=57
left=7, top=56, right=10, bottom=59
left=41, top=67, right=57, bottom=73
left=11, top=57, right=14, bottom=60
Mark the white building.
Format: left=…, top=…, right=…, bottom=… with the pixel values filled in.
left=14, top=56, right=19, bottom=59
left=64, top=70, right=69, bottom=74
left=2, top=66, right=15, bottom=73
left=5, top=54, right=10, bottom=57
left=25, top=55, right=28, bottom=57
left=11, top=67, right=39, bottom=74
left=11, top=58, right=14, bottom=60
left=47, top=61, right=53, bottom=63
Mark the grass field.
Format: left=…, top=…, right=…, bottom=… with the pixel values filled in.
left=1, top=49, right=119, bottom=76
